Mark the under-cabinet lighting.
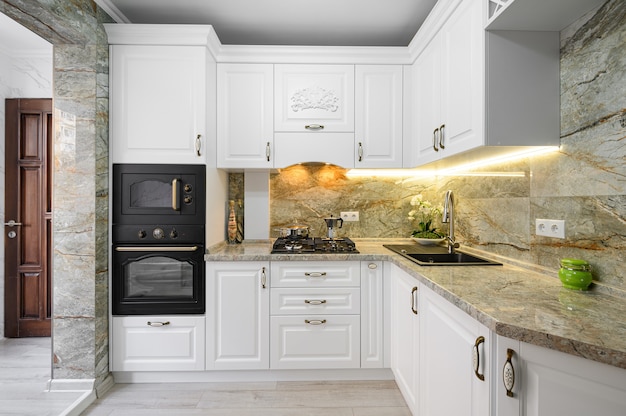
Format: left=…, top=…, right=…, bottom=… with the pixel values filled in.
left=346, top=146, right=559, bottom=178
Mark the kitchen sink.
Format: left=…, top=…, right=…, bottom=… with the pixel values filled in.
left=383, top=244, right=502, bottom=266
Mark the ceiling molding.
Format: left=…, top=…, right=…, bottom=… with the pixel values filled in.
left=94, top=0, right=131, bottom=23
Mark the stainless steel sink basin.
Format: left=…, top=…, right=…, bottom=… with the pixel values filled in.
left=383, top=244, right=502, bottom=266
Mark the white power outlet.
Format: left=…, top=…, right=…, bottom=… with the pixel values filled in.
left=340, top=211, right=359, bottom=222
left=536, top=219, right=565, bottom=239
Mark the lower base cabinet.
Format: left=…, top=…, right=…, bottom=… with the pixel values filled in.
left=495, top=336, right=626, bottom=416
left=270, top=315, right=361, bottom=369
left=111, top=315, right=205, bottom=371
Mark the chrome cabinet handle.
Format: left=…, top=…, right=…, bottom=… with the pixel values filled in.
left=304, top=272, right=327, bottom=278
left=358, top=142, right=363, bottom=162
left=305, top=319, right=327, bottom=325
left=266, top=142, right=271, bottom=162
left=195, top=134, right=202, bottom=156
left=439, top=124, right=445, bottom=149
left=305, top=124, right=324, bottom=130
left=304, top=299, right=327, bottom=305
left=261, top=267, right=267, bottom=289
left=4, top=220, right=22, bottom=226
left=473, top=336, right=485, bottom=381
left=411, top=286, right=418, bottom=315
left=147, top=321, right=170, bottom=327
left=503, top=348, right=516, bottom=397
left=433, top=128, right=439, bottom=152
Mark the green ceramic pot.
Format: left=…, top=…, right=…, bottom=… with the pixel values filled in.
left=559, top=258, right=592, bottom=290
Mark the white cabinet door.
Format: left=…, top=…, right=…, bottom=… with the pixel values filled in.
left=109, top=45, right=207, bottom=164
left=419, top=284, right=490, bottom=416
left=439, top=0, right=483, bottom=156
left=206, top=262, right=269, bottom=370
left=410, top=0, right=483, bottom=166
left=355, top=65, right=403, bottom=168
left=216, top=63, right=274, bottom=168
left=361, top=261, right=384, bottom=368
left=270, top=315, right=361, bottom=369
left=111, top=315, right=205, bottom=371
left=275, top=64, right=354, bottom=132
left=390, top=264, right=420, bottom=414
left=495, top=336, right=626, bottom=416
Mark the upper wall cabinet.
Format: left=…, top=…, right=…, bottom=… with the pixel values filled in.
left=216, top=63, right=274, bottom=169
left=405, top=0, right=560, bottom=169
left=109, top=44, right=208, bottom=164
left=355, top=65, right=404, bottom=168
left=274, top=64, right=354, bottom=133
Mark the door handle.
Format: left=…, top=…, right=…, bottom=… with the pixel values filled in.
left=4, top=220, right=22, bottom=226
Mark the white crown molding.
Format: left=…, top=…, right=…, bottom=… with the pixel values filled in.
left=407, top=0, right=464, bottom=63
left=94, top=0, right=131, bottom=23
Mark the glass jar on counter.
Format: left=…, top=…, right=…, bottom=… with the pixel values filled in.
left=559, top=258, right=592, bottom=290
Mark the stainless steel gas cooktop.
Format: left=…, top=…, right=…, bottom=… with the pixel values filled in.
left=271, top=237, right=359, bottom=254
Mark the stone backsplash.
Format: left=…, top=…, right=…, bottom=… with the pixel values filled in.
left=232, top=0, right=625, bottom=293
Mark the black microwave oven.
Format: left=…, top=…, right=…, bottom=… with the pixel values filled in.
left=112, top=163, right=206, bottom=226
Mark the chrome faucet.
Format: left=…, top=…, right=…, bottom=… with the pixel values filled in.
left=442, top=190, right=460, bottom=254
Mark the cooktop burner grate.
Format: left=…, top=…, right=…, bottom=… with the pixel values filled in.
left=271, top=237, right=359, bottom=254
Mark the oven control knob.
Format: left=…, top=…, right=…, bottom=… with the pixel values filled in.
left=184, top=184, right=192, bottom=193
left=137, top=229, right=147, bottom=239
left=170, top=229, right=178, bottom=239
left=152, top=228, right=165, bottom=240
left=184, top=195, right=193, bottom=204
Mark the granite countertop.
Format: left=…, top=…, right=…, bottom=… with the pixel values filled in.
left=205, top=238, right=626, bottom=370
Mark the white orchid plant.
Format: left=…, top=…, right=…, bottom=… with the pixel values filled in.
left=408, top=194, right=444, bottom=239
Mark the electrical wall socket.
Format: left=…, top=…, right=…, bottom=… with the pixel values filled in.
left=536, top=219, right=565, bottom=238
left=340, top=211, right=359, bottom=221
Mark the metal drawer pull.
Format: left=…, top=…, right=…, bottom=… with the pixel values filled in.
left=439, top=124, right=445, bottom=149
left=473, top=336, right=485, bottom=381
left=304, top=272, right=327, bottom=277
left=147, top=321, right=170, bottom=327
left=503, top=348, right=516, bottom=397
left=304, top=299, right=327, bottom=305
left=261, top=267, right=267, bottom=289
left=433, top=127, right=439, bottom=152
left=115, top=246, right=199, bottom=252
left=195, top=134, right=202, bottom=156
left=305, top=319, right=327, bottom=325
left=4, top=220, right=22, bottom=226
left=305, top=124, right=324, bottom=130
left=411, top=286, right=418, bottom=315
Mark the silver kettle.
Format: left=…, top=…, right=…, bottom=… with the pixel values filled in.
left=323, top=215, right=343, bottom=239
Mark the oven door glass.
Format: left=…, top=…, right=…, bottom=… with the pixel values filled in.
left=113, top=247, right=205, bottom=315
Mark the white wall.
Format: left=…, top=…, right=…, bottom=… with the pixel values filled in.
left=0, top=12, right=52, bottom=338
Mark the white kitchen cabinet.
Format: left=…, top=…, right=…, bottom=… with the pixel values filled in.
left=360, top=261, right=385, bottom=368
left=270, top=261, right=361, bottom=369
left=412, top=0, right=483, bottom=166
left=389, top=264, right=420, bottom=414
left=273, top=132, right=355, bottom=168
left=109, top=44, right=208, bottom=164
left=407, top=0, right=560, bottom=169
left=111, top=315, right=205, bottom=371
left=275, top=64, right=354, bottom=133
left=206, top=262, right=269, bottom=370
left=355, top=65, right=403, bottom=168
left=494, top=336, right=626, bottom=416
left=216, top=63, right=274, bottom=169
left=419, top=283, right=490, bottom=416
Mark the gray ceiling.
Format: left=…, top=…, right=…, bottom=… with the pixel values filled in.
left=96, top=0, right=438, bottom=46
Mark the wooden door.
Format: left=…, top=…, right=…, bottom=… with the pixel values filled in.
left=4, top=98, right=52, bottom=337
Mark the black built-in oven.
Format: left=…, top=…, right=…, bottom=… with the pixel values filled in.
left=112, top=164, right=206, bottom=315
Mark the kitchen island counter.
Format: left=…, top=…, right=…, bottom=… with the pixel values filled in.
left=206, top=238, right=626, bottom=370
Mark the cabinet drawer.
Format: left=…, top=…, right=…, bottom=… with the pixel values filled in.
left=270, top=315, right=360, bottom=369
left=111, top=315, right=205, bottom=371
left=271, top=288, right=360, bottom=315
left=271, top=261, right=360, bottom=287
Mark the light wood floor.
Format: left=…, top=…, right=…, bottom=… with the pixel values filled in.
left=0, top=337, right=84, bottom=416
left=82, top=380, right=411, bottom=416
